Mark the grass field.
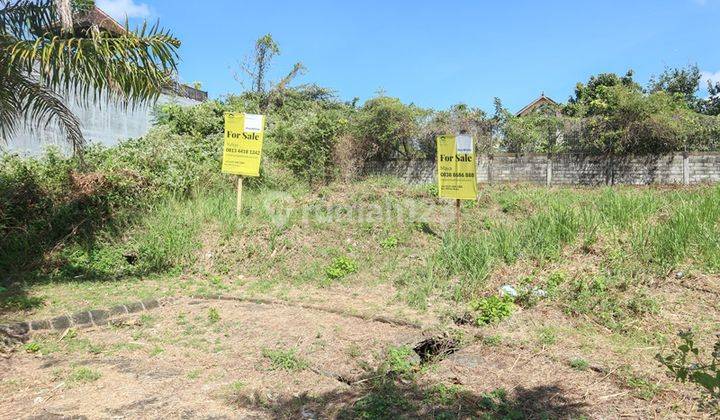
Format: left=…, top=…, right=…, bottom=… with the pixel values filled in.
left=2, top=178, right=719, bottom=417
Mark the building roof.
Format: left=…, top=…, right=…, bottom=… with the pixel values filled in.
left=515, top=93, right=560, bottom=117
left=73, top=6, right=127, bottom=35
left=69, top=7, right=208, bottom=102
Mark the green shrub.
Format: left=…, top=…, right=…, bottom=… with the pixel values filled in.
left=262, top=347, right=308, bottom=371
left=569, top=358, right=589, bottom=371
left=656, top=330, right=719, bottom=411
left=384, top=345, right=418, bottom=379
left=208, top=308, right=220, bottom=323
left=325, top=256, right=358, bottom=280
left=469, top=295, right=514, bottom=325
left=380, top=235, right=399, bottom=249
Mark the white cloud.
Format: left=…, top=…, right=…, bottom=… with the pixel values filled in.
left=96, top=0, right=151, bottom=20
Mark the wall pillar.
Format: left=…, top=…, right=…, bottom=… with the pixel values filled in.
left=487, top=154, right=494, bottom=184
left=546, top=154, right=553, bottom=186
left=683, top=152, right=690, bottom=185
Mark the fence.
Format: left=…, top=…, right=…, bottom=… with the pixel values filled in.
left=365, top=153, right=720, bottom=185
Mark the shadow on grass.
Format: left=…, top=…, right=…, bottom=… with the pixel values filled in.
left=231, top=373, right=588, bottom=419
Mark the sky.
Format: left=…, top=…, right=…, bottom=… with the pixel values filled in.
left=98, top=0, right=720, bottom=114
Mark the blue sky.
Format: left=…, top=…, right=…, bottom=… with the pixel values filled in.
left=99, top=0, right=720, bottom=114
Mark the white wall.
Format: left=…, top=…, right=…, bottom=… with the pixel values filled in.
left=2, top=90, right=203, bottom=156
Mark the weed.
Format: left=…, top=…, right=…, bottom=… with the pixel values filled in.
left=348, top=380, right=414, bottom=419
left=656, top=330, right=719, bottom=410
left=569, top=358, right=589, bottom=371
left=187, top=369, right=201, bottom=380
left=138, top=314, right=155, bottom=327
left=346, top=343, right=362, bottom=358
left=482, top=334, right=503, bottom=347
left=469, top=295, right=514, bottom=326
left=262, top=347, right=308, bottom=371
left=625, top=374, right=661, bottom=400
left=425, top=383, right=464, bottom=405
left=230, top=380, right=245, bottom=392
left=424, top=183, right=438, bottom=197
left=149, top=346, right=164, bottom=357
left=384, top=346, right=418, bottom=379
left=325, top=256, right=358, bottom=280
left=380, top=235, right=399, bottom=249
left=208, top=307, right=220, bottom=323
left=537, top=327, right=558, bottom=346
left=24, top=342, right=41, bottom=353
left=1, top=295, right=45, bottom=311
left=68, top=367, right=102, bottom=384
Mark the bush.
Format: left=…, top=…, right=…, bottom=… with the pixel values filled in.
left=0, top=127, right=227, bottom=275
left=350, top=95, right=427, bottom=161
left=271, top=108, right=348, bottom=185
left=325, top=256, right=358, bottom=280
left=656, top=330, right=719, bottom=413
left=469, top=295, right=515, bottom=325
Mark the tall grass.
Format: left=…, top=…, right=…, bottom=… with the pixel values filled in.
left=427, top=185, right=720, bottom=301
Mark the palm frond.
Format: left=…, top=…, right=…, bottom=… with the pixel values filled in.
left=0, top=0, right=56, bottom=39
left=6, top=23, right=180, bottom=105
left=0, top=0, right=181, bottom=153
left=0, top=64, right=84, bottom=153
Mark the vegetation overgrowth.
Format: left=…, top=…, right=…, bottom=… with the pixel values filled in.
left=1, top=34, right=720, bottom=415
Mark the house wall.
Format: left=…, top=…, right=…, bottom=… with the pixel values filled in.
left=2, top=90, right=203, bottom=156
left=365, top=153, right=720, bottom=185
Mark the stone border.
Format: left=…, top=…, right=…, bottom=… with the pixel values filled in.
left=1, top=298, right=160, bottom=337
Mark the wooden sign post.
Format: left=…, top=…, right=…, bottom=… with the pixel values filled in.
left=236, top=176, right=244, bottom=215
left=221, top=113, right=265, bottom=217
left=436, top=133, right=477, bottom=235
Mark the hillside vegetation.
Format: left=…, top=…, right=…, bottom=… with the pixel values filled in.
left=2, top=57, right=720, bottom=416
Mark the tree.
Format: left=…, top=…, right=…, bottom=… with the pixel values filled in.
left=648, top=64, right=702, bottom=110
left=235, top=33, right=306, bottom=112
left=702, top=81, right=720, bottom=116
left=0, top=0, right=180, bottom=154
left=351, top=95, right=426, bottom=160
left=420, top=103, right=491, bottom=156
left=565, top=70, right=641, bottom=117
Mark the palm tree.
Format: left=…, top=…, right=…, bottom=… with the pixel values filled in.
left=0, top=0, right=180, bottom=154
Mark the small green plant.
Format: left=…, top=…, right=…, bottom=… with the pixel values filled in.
left=262, top=347, right=308, bottom=371
left=656, top=330, right=719, bottom=411
left=208, top=307, right=220, bottom=323
left=380, top=235, right=399, bottom=249
left=346, top=343, right=362, bottom=358
left=138, top=314, right=155, bottom=327
left=625, top=374, right=661, bottom=400
left=68, top=367, right=102, bottom=384
left=469, top=295, right=514, bottom=325
left=569, top=358, right=589, bottom=371
left=537, top=327, right=557, bottom=346
left=1, top=295, right=45, bottom=311
left=24, top=341, right=41, bottom=353
left=425, top=383, right=463, bottom=406
left=383, top=345, right=418, bottom=379
left=149, top=346, right=164, bottom=357
left=230, top=380, right=245, bottom=392
left=425, top=183, right=438, bottom=197
left=482, top=334, right=503, bottom=347
left=325, top=256, right=358, bottom=280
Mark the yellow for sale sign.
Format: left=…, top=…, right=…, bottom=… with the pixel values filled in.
left=221, top=113, right=265, bottom=176
left=436, top=134, right=477, bottom=200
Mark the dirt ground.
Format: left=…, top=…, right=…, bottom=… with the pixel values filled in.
left=0, top=288, right=711, bottom=419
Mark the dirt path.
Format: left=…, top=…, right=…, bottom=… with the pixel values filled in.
left=0, top=296, right=703, bottom=419
left=1, top=297, right=423, bottom=418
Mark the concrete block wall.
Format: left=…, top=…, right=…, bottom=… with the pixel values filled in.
left=365, top=152, right=720, bottom=186
left=4, top=90, right=204, bottom=156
